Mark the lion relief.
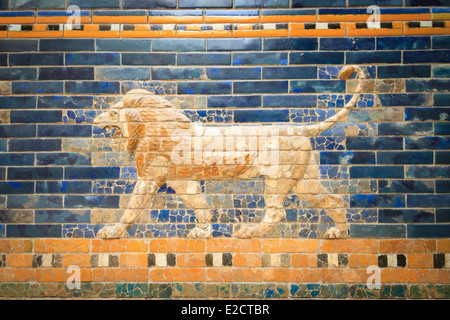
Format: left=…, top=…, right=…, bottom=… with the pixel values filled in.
left=93, top=65, right=365, bottom=239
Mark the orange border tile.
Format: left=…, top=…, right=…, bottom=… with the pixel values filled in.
left=404, top=23, right=450, bottom=35
left=318, top=14, right=370, bottom=22
left=0, top=31, right=7, bottom=38
left=234, top=29, right=289, bottom=37
left=433, top=13, right=450, bottom=21
left=36, top=16, right=91, bottom=24
left=0, top=17, right=35, bottom=24
left=64, top=30, right=119, bottom=38
left=347, top=21, right=403, bottom=36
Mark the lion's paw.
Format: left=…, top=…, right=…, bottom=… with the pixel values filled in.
left=324, top=227, right=348, bottom=239
left=188, top=224, right=212, bottom=239
left=97, top=225, right=127, bottom=239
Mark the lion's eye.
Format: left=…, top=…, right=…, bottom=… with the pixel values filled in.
left=109, top=110, right=119, bottom=121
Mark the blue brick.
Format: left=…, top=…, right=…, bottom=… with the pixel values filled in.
left=7, top=195, right=63, bottom=209
left=404, top=50, right=450, bottom=64
left=290, top=80, right=345, bottom=94
left=377, top=151, right=433, bottom=164
left=433, top=36, right=450, bottom=49
left=10, top=110, right=61, bottom=124
left=433, top=65, right=450, bottom=78
left=434, top=94, right=450, bottom=106
left=406, top=107, right=450, bottom=121
left=6, top=224, right=62, bottom=238
left=378, top=94, right=430, bottom=107
left=233, top=52, right=287, bottom=65
left=350, top=166, right=404, bottom=179
left=346, top=51, right=401, bottom=64
left=407, top=224, right=450, bottom=238
left=263, top=95, right=317, bottom=108
left=151, top=9, right=203, bottom=16
left=122, top=53, right=176, bottom=66
left=0, top=54, right=6, bottom=66
left=38, top=125, right=92, bottom=138
left=0, top=153, right=34, bottom=166
left=350, top=194, right=405, bottom=208
left=96, top=67, right=150, bottom=80
left=406, top=166, right=450, bottom=178
left=348, top=0, right=403, bottom=5
left=65, top=166, right=120, bottom=180
left=290, top=52, right=344, bottom=65
left=40, top=39, right=95, bottom=52
left=39, top=67, right=94, bottom=80
left=12, top=81, right=64, bottom=94
left=0, top=140, right=6, bottom=152
left=436, top=209, right=450, bottom=222
left=406, top=0, right=450, bottom=5
left=9, top=53, right=64, bottom=66
left=378, top=122, right=433, bottom=136
left=178, top=81, right=232, bottom=94
left=376, top=36, right=430, bottom=50
left=123, top=0, right=176, bottom=8
left=64, top=195, right=120, bottom=208
left=8, top=167, right=63, bottom=180
left=93, top=9, right=147, bottom=16
left=0, top=68, right=37, bottom=80
left=346, top=137, right=403, bottom=150
left=65, top=81, right=120, bottom=94
left=437, top=180, right=450, bottom=193
left=36, top=181, right=92, bottom=194
left=234, top=81, right=288, bottom=94
left=36, top=153, right=91, bottom=166
left=177, top=53, right=231, bottom=65
left=9, top=139, right=61, bottom=152
left=406, top=137, right=450, bottom=150
left=0, top=96, right=36, bottom=109
left=263, top=38, right=317, bottom=51
left=38, top=96, right=93, bottom=109
left=378, top=180, right=434, bottom=194
left=436, top=123, right=450, bottom=135
left=208, top=38, right=261, bottom=51
left=436, top=151, right=450, bottom=164
left=35, top=210, right=91, bottom=223
left=234, top=109, right=289, bottom=122
left=0, top=40, right=38, bottom=52
left=292, top=0, right=346, bottom=7
left=207, top=95, right=261, bottom=108
left=65, top=53, right=120, bottom=65
left=379, top=209, right=434, bottom=223
left=179, top=0, right=232, bottom=8
left=320, top=151, right=375, bottom=165
left=262, top=66, right=316, bottom=79
left=350, top=224, right=406, bottom=238
left=320, top=38, right=375, bottom=51
left=153, top=39, right=205, bottom=52
left=151, top=67, right=204, bottom=80
left=0, top=182, right=34, bottom=194
left=67, top=0, right=120, bottom=8
left=378, top=65, right=431, bottom=78
left=96, top=39, right=151, bottom=52
left=235, top=0, right=289, bottom=7
left=207, top=67, right=261, bottom=80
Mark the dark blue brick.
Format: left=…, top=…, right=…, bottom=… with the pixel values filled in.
left=407, top=224, right=450, bottom=238
left=177, top=53, right=231, bottom=65
left=36, top=153, right=91, bottom=166
left=6, top=224, right=62, bottom=238
left=65, top=167, right=120, bottom=180
left=207, top=95, right=261, bottom=108
left=346, top=51, right=401, bottom=64
left=234, top=109, right=289, bottom=122
left=64, top=195, right=120, bottom=208
left=153, top=39, right=205, bottom=52
left=436, top=151, right=450, bottom=164
left=38, top=125, right=92, bottom=137
left=406, top=166, right=450, bottom=178
left=263, top=38, right=317, bottom=51
left=0, top=54, right=6, bottom=66
left=320, top=38, right=375, bottom=51
left=406, top=107, right=450, bottom=121
left=96, top=67, right=151, bottom=80
left=235, top=0, right=289, bottom=7
left=433, top=36, right=450, bottom=49
left=0, top=96, right=36, bottom=109
left=40, top=39, right=95, bottom=52
left=0, top=182, right=34, bottom=194
left=406, top=137, right=450, bottom=150
left=122, top=53, right=176, bottom=66
left=262, top=66, right=316, bottom=79
left=0, top=40, right=38, bottom=52
left=320, top=151, right=375, bottom=165
left=377, top=151, right=433, bottom=164
left=346, top=137, right=403, bottom=150
left=379, top=209, right=434, bottom=223
left=35, top=210, right=91, bottom=223
left=96, top=39, right=151, bottom=52
left=8, top=167, right=63, bottom=180
left=0, top=68, right=37, bottom=80
left=350, top=194, right=405, bottom=208
left=290, top=52, right=344, bottom=65
left=378, top=94, right=430, bottom=107
left=208, top=38, right=261, bottom=51
left=9, top=53, right=64, bottom=66
left=406, top=0, right=450, bottom=5
left=378, top=122, right=432, bottom=136
left=151, top=67, right=204, bottom=80
left=0, top=140, right=6, bottom=152
left=436, top=209, right=450, bottom=223
left=67, top=0, right=120, bottom=8
left=234, top=81, right=288, bottom=94
left=9, top=139, right=61, bottom=152
left=207, top=67, right=261, bottom=80
left=0, top=168, right=4, bottom=180
left=233, top=52, right=287, bottom=65
left=292, top=0, right=346, bottom=7
left=12, top=82, right=64, bottom=94
left=350, top=166, right=404, bottom=179
left=38, top=96, right=93, bottom=109
left=39, top=67, right=94, bottom=80
left=433, top=65, right=450, bottom=78
left=178, top=81, right=232, bottom=94
left=7, top=195, right=63, bottom=209
left=179, top=0, right=232, bottom=8
left=434, top=94, right=450, bottom=106
left=378, top=180, right=434, bottom=193
left=10, top=110, right=61, bottom=124
left=404, top=50, right=450, bottom=64
left=376, top=36, right=430, bottom=50
left=65, top=53, right=120, bottom=65
left=263, top=95, right=317, bottom=108
left=36, top=181, right=92, bottom=194
left=123, top=0, right=175, bottom=8
left=350, top=224, right=406, bottom=238
left=436, top=180, right=450, bottom=193
left=0, top=153, right=34, bottom=166
left=436, top=123, right=450, bottom=135
left=378, top=65, right=431, bottom=78
left=406, top=79, right=450, bottom=92
left=348, top=0, right=403, bottom=5
left=65, top=81, right=120, bottom=94
left=290, top=80, right=345, bottom=93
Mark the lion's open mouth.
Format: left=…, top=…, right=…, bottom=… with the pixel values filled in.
left=98, top=124, right=122, bottom=144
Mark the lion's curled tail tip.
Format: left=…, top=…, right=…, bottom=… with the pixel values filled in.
left=338, top=66, right=356, bottom=80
